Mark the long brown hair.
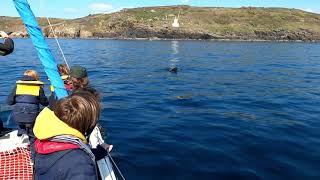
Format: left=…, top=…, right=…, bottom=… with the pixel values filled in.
left=54, top=91, right=101, bottom=135
left=71, top=77, right=89, bottom=90
left=58, top=64, right=69, bottom=76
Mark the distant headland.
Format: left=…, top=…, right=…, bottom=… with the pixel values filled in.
left=1, top=6, right=320, bottom=41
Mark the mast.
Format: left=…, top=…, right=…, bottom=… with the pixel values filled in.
left=12, top=0, right=68, bottom=99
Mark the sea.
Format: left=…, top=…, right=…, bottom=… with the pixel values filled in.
left=0, top=39, right=320, bottom=180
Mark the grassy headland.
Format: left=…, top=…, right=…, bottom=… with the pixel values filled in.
left=1, top=6, right=320, bottom=41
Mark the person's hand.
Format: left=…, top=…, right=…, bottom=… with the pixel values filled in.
left=0, top=31, right=9, bottom=38
left=101, top=143, right=113, bottom=153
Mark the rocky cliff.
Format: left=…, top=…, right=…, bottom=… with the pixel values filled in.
left=1, top=6, right=320, bottom=41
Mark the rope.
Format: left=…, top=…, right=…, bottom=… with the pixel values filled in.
left=108, top=153, right=126, bottom=180
left=45, top=17, right=70, bottom=70
left=39, top=0, right=70, bottom=70
left=95, top=126, right=126, bottom=180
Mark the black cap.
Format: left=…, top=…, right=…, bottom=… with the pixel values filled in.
left=70, top=66, right=87, bottom=78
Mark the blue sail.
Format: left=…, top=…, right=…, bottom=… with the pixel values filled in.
left=12, top=0, right=68, bottom=99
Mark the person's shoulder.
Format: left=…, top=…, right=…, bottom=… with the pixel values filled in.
left=64, top=148, right=91, bottom=160
left=35, top=149, right=96, bottom=179
left=60, top=149, right=97, bottom=179
left=37, top=149, right=92, bottom=167
left=72, top=86, right=100, bottom=98
left=61, top=149, right=95, bottom=168
left=82, top=86, right=98, bottom=93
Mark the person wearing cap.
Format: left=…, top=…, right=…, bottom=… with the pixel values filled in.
left=69, top=66, right=89, bottom=90
left=49, top=65, right=99, bottom=109
left=0, top=31, right=14, bottom=56
left=69, top=65, right=100, bottom=98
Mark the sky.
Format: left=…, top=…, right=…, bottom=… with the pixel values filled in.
left=1, top=0, right=319, bottom=19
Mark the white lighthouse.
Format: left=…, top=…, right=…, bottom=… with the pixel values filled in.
left=172, top=16, right=180, bottom=28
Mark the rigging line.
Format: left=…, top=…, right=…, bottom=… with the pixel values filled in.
left=108, top=153, right=126, bottom=180
left=46, top=17, right=70, bottom=70
left=95, top=127, right=125, bottom=180
left=39, top=0, right=70, bottom=70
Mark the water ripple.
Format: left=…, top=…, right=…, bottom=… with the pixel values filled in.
left=1, top=39, right=320, bottom=179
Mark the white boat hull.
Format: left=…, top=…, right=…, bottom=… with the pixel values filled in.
left=89, top=126, right=117, bottom=180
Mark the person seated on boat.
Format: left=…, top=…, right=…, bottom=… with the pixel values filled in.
left=33, top=91, right=111, bottom=179
left=48, top=64, right=72, bottom=107
left=70, top=66, right=100, bottom=98
left=57, top=64, right=72, bottom=90
left=0, top=31, right=14, bottom=56
left=7, top=70, right=49, bottom=159
left=69, top=65, right=93, bottom=91
left=49, top=65, right=98, bottom=108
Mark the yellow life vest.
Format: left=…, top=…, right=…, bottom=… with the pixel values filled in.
left=50, top=75, right=69, bottom=92
left=50, top=85, right=54, bottom=92
left=61, top=75, right=69, bottom=80
left=16, top=80, right=44, bottom=96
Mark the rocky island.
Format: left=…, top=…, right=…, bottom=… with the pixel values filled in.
left=1, top=6, right=320, bottom=41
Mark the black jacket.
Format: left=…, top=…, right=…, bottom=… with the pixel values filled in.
left=0, top=38, right=14, bottom=56
left=35, top=149, right=98, bottom=180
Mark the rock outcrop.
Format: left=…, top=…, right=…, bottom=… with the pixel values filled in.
left=1, top=6, right=320, bottom=41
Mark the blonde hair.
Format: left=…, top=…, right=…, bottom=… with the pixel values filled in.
left=24, top=70, right=39, bottom=80
left=58, top=64, right=69, bottom=76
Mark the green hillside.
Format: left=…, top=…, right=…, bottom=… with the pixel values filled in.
left=1, top=6, right=320, bottom=41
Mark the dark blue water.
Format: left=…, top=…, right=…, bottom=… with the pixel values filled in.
left=1, top=39, right=320, bottom=179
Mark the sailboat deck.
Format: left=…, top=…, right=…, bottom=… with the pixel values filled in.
left=0, top=147, right=32, bottom=180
